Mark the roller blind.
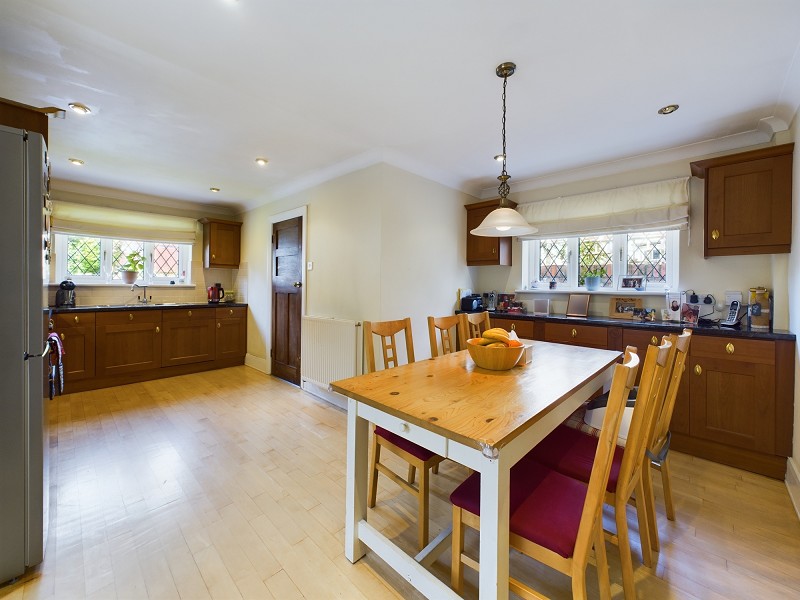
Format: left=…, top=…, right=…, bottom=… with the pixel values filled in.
left=51, top=201, right=199, bottom=243
left=516, top=177, right=690, bottom=240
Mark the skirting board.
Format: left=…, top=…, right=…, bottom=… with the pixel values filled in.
left=302, top=380, right=347, bottom=411
left=244, top=353, right=268, bottom=374
left=786, top=456, right=800, bottom=520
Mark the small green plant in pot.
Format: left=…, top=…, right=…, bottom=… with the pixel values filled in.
left=120, top=250, right=144, bottom=284
left=582, top=268, right=605, bottom=290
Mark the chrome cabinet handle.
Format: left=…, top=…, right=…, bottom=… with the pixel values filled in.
left=293, top=281, right=302, bottom=288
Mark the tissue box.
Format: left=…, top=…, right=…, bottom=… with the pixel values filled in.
left=517, top=343, right=534, bottom=366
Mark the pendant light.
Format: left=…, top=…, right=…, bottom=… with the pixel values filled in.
left=470, top=62, right=538, bottom=237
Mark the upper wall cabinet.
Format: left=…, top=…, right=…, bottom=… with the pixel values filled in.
left=465, top=199, right=513, bottom=266
left=199, top=218, right=242, bottom=268
left=690, top=144, right=794, bottom=257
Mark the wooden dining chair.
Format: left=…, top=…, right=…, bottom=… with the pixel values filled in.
left=458, top=310, right=491, bottom=340
left=427, top=315, right=467, bottom=357
left=450, top=348, right=641, bottom=599
left=364, top=318, right=444, bottom=550
left=642, top=329, right=692, bottom=551
left=522, top=338, right=673, bottom=600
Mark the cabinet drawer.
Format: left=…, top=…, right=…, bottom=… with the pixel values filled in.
left=545, top=322, right=607, bottom=348
left=162, top=307, right=215, bottom=322
left=493, top=317, right=534, bottom=339
left=54, top=312, right=95, bottom=329
left=692, top=336, right=774, bottom=365
left=96, top=310, right=162, bottom=326
left=216, top=306, right=246, bottom=319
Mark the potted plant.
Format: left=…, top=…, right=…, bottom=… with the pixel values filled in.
left=120, top=250, right=144, bottom=284
left=582, top=268, right=605, bottom=291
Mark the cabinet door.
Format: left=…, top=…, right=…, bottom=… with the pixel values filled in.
left=216, top=306, right=247, bottom=360
left=465, top=201, right=512, bottom=266
left=201, top=219, right=242, bottom=268
left=689, top=337, right=776, bottom=453
left=694, top=144, right=794, bottom=257
left=544, top=322, right=607, bottom=349
left=161, top=308, right=215, bottom=367
left=491, top=317, right=534, bottom=339
left=54, top=313, right=95, bottom=382
left=95, top=311, right=162, bottom=376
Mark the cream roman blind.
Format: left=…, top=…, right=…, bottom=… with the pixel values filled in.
left=516, top=177, right=690, bottom=239
left=51, top=201, right=199, bottom=243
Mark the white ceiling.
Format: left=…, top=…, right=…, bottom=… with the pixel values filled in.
left=2, top=0, right=800, bottom=214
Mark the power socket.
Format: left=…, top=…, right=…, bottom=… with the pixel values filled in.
left=725, top=290, right=743, bottom=306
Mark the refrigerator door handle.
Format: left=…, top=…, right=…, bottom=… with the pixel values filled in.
left=24, top=342, right=51, bottom=361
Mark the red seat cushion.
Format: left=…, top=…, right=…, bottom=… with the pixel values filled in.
left=522, top=424, right=623, bottom=493
left=449, top=457, right=548, bottom=517
left=374, top=426, right=438, bottom=461
left=509, top=462, right=588, bottom=559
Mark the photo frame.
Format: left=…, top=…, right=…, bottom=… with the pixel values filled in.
left=609, top=296, right=643, bottom=319
left=566, top=293, right=590, bottom=318
left=620, top=276, right=645, bottom=290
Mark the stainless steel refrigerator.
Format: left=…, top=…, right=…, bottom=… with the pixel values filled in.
left=0, top=124, right=50, bottom=583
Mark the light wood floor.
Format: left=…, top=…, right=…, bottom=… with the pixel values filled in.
left=2, top=366, right=799, bottom=599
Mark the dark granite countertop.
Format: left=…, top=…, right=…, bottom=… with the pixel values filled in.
left=47, top=302, right=247, bottom=314
left=483, top=310, right=795, bottom=341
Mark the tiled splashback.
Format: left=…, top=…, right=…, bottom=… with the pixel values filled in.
left=49, top=261, right=243, bottom=307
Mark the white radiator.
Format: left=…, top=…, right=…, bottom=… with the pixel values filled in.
left=301, top=316, right=362, bottom=409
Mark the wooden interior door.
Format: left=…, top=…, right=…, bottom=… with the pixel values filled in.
left=271, top=217, right=303, bottom=385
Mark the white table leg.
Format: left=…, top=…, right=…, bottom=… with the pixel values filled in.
left=479, top=450, right=510, bottom=600
left=345, top=398, right=368, bottom=562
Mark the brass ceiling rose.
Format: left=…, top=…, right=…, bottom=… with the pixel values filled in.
left=496, top=62, right=516, bottom=79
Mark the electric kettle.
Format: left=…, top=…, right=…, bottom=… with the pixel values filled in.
left=55, top=279, right=76, bottom=307
left=207, top=283, right=225, bottom=303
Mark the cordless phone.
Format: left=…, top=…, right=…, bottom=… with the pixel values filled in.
left=720, top=300, right=744, bottom=328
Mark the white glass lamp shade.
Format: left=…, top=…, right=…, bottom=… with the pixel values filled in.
left=470, top=207, right=538, bottom=237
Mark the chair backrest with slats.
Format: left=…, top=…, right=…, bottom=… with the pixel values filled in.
left=614, top=338, right=673, bottom=497
left=648, top=329, right=692, bottom=456
left=459, top=311, right=491, bottom=340
left=427, top=315, right=466, bottom=357
left=363, top=318, right=415, bottom=373
left=573, top=347, right=640, bottom=566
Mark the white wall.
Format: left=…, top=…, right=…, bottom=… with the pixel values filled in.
left=240, top=163, right=475, bottom=369
left=470, top=145, right=789, bottom=327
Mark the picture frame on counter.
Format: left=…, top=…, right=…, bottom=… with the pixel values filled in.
left=620, top=275, right=645, bottom=290
left=609, top=296, right=643, bottom=319
left=566, top=293, right=590, bottom=318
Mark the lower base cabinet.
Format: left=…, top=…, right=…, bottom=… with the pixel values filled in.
left=96, top=310, right=163, bottom=377
left=56, top=305, right=247, bottom=393
left=490, top=314, right=794, bottom=478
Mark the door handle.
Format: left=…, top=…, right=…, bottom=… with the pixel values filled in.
left=293, top=281, right=302, bottom=288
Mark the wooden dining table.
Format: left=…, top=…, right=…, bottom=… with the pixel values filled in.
left=331, top=340, right=622, bottom=599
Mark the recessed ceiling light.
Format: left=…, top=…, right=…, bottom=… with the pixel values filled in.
left=68, top=102, right=92, bottom=115
left=210, top=187, right=220, bottom=192
left=255, top=157, right=269, bottom=167
left=68, top=158, right=84, bottom=166
left=658, top=104, right=679, bottom=115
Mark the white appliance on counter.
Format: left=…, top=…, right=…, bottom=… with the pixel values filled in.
left=0, top=125, right=49, bottom=583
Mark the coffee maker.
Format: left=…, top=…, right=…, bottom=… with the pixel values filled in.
left=55, top=279, right=76, bottom=307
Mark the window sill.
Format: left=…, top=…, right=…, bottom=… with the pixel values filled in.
left=514, top=287, right=668, bottom=296
left=48, top=282, right=196, bottom=289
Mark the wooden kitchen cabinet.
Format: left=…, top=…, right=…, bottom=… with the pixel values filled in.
left=490, top=315, right=535, bottom=339
left=199, top=217, right=242, bottom=268
left=465, top=199, right=513, bottom=266
left=544, top=322, right=608, bottom=349
left=216, top=306, right=247, bottom=360
left=53, top=312, right=95, bottom=382
left=690, top=143, right=793, bottom=257
left=95, top=310, right=163, bottom=377
left=161, top=307, right=215, bottom=367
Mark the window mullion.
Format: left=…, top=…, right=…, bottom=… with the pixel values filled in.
left=567, top=238, right=579, bottom=288
left=613, top=234, right=625, bottom=290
